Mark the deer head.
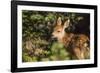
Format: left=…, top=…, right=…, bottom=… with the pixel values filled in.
left=52, top=17, right=70, bottom=42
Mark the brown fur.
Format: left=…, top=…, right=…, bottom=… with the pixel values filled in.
left=52, top=17, right=90, bottom=59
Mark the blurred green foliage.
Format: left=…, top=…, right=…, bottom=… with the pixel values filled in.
left=50, top=42, right=70, bottom=61
left=22, top=10, right=85, bottom=62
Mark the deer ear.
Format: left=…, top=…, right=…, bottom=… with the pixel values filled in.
left=57, top=17, right=62, bottom=25
left=64, top=19, right=70, bottom=28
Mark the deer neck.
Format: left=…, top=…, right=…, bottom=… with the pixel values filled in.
left=58, top=33, right=74, bottom=47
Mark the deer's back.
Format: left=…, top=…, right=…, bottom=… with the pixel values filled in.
left=62, top=33, right=90, bottom=59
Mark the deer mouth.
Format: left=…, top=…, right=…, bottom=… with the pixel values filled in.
left=51, top=36, right=58, bottom=42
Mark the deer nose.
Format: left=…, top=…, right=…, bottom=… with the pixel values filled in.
left=51, top=36, right=57, bottom=42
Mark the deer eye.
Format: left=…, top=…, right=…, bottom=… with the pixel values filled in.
left=57, top=31, right=60, bottom=32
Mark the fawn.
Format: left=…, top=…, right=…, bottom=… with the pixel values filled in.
left=52, top=17, right=90, bottom=59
